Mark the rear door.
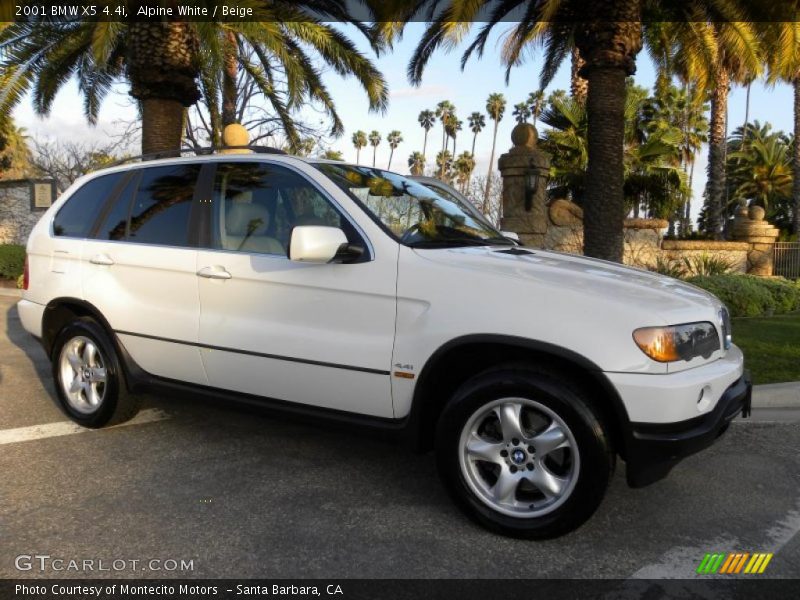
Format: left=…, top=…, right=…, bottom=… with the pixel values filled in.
left=81, top=162, right=208, bottom=385
left=195, top=160, right=397, bottom=417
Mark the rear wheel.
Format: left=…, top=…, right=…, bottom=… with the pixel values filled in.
left=435, top=365, right=614, bottom=538
left=52, top=318, right=140, bottom=427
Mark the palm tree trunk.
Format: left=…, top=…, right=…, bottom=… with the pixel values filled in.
left=471, top=132, right=477, bottom=156
left=141, top=98, right=185, bottom=156
left=440, top=126, right=447, bottom=179
left=222, top=30, right=238, bottom=127
left=356, top=147, right=361, bottom=165
left=705, top=68, right=730, bottom=239
left=794, top=78, right=800, bottom=235
left=583, top=67, right=627, bottom=261
left=422, top=130, right=429, bottom=162
left=685, top=159, right=695, bottom=228
left=482, top=120, right=499, bottom=213
left=388, top=148, right=394, bottom=169
left=372, top=146, right=377, bottom=168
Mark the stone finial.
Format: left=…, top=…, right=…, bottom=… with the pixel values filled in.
left=509, top=123, right=538, bottom=154
left=748, top=205, right=766, bottom=221
left=221, top=124, right=251, bottom=154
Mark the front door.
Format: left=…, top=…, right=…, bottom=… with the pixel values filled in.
left=196, top=161, right=397, bottom=418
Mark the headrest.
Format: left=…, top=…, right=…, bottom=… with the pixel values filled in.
left=226, top=202, right=269, bottom=236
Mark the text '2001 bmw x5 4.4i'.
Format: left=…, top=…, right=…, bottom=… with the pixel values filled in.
left=18, top=151, right=752, bottom=538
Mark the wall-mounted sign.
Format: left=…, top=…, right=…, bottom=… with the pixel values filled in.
left=29, top=180, right=55, bottom=210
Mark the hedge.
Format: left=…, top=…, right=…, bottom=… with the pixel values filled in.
left=0, top=244, right=25, bottom=280
left=688, top=274, right=800, bottom=318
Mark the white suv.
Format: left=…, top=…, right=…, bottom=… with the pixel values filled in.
left=18, top=152, right=751, bottom=538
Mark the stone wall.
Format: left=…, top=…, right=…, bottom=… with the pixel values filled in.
left=0, top=181, right=45, bottom=245
left=660, top=240, right=750, bottom=274
left=537, top=198, right=763, bottom=275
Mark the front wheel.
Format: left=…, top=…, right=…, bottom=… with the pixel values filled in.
left=435, top=365, right=614, bottom=538
left=52, top=317, right=140, bottom=428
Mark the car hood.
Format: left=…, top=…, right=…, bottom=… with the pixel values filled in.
left=413, top=245, right=722, bottom=324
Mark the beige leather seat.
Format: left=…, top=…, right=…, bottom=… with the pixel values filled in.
left=223, top=202, right=285, bottom=255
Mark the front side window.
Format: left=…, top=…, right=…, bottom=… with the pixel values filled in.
left=53, top=173, right=125, bottom=238
left=210, top=162, right=359, bottom=256
left=127, top=164, right=200, bottom=247
left=314, top=164, right=510, bottom=247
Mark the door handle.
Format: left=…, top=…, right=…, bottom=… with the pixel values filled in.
left=196, top=266, right=232, bottom=280
left=89, top=254, right=114, bottom=266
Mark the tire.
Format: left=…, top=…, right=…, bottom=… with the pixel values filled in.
left=51, top=317, right=141, bottom=428
left=435, top=364, right=614, bottom=539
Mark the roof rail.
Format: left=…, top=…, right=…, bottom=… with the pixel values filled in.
left=107, top=145, right=288, bottom=168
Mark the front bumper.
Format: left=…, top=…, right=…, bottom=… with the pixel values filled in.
left=624, top=371, right=752, bottom=487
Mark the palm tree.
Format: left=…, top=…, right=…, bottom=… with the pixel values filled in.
left=390, top=0, right=760, bottom=261
left=764, top=18, right=800, bottom=234
left=727, top=123, right=793, bottom=216
left=418, top=109, right=436, bottom=163
left=408, top=151, right=426, bottom=176
left=512, top=102, right=531, bottom=124
left=528, top=90, right=546, bottom=129
left=368, top=130, right=381, bottom=167
left=468, top=111, right=485, bottom=156
left=0, top=5, right=389, bottom=155
left=435, top=100, right=456, bottom=177
left=691, top=23, right=763, bottom=238
left=352, top=130, right=367, bottom=164
left=0, top=116, right=31, bottom=179
left=436, top=150, right=454, bottom=183
left=387, top=130, right=403, bottom=169
left=541, top=83, right=688, bottom=220
left=483, top=93, right=506, bottom=212
left=322, top=149, right=344, bottom=161
left=454, top=152, right=476, bottom=193
left=445, top=117, right=463, bottom=154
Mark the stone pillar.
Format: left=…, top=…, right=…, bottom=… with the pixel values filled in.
left=730, top=205, right=780, bottom=276
left=498, top=123, right=551, bottom=247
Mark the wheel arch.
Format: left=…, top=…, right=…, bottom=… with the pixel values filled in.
left=41, top=297, right=116, bottom=358
left=407, top=334, right=631, bottom=458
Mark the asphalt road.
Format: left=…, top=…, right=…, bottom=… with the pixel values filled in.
left=1, top=295, right=799, bottom=580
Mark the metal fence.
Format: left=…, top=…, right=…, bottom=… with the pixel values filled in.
left=774, top=242, right=800, bottom=279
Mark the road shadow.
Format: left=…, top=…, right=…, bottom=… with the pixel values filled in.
left=4, top=301, right=58, bottom=403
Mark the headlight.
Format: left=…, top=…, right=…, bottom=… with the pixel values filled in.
left=633, top=322, right=721, bottom=363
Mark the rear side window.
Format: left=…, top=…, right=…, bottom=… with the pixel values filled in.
left=127, top=164, right=201, bottom=247
left=53, top=173, right=124, bottom=238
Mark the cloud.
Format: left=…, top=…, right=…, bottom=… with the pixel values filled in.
left=390, top=85, right=453, bottom=100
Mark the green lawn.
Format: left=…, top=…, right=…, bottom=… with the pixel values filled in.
left=733, top=312, right=800, bottom=385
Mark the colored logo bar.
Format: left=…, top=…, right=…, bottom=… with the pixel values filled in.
left=697, top=552, right=773, bottom=574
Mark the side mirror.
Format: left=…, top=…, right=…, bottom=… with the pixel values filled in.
left=501, top=231, right=520, bottom=243
left=289, top=226, right=349, bottom=263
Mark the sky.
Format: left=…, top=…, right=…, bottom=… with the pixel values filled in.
left=12, top=22, right=796, bottom=222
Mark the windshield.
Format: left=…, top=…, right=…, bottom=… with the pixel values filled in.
left=417, top=180, right=495, bottom=230
left=313, top=163, right=511, bottom=247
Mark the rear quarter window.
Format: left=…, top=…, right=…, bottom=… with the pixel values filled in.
left=52, top=173, right=125, bottom=238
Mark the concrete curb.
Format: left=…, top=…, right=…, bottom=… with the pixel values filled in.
left=752, top=382, right=800, bottom=409
left=0, top=288, right=22, bottom=298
